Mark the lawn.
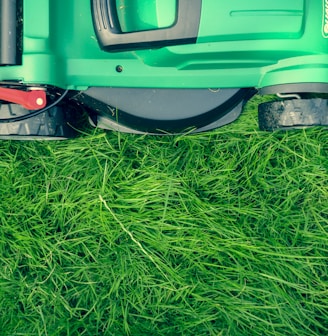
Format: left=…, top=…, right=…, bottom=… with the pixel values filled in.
left=0, top=96, right=328, bottom=335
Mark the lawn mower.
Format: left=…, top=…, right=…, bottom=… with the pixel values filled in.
left=0, top=0, right=327, bottom=138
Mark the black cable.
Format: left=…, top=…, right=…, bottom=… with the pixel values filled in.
left=0, top=89, right=69, bottom=123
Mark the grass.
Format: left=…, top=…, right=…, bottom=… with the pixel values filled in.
left=0, top=95, right=328, bottom=335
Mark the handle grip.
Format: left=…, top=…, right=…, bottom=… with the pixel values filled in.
left=91, top=0, right=202, bottom=52
left=0, top=0, right=22, bottom=65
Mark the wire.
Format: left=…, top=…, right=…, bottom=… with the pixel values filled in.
left=0, top=89, right=69, bottom=123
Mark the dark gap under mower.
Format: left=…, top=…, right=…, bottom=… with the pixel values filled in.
left=0, top=0, right=327, bottom=139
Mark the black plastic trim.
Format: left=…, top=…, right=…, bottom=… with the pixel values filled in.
left=259, top=83, right=328, bottom=94
left=91, top=0, right=202, bottom=52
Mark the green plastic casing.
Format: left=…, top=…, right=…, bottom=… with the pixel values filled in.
left=0, top=0, right=327, bottom=91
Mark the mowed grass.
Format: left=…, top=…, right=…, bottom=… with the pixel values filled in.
left=0, top=95, right=328, bottom=335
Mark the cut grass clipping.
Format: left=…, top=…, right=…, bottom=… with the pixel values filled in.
left=1, top=95, right=328, bottom=335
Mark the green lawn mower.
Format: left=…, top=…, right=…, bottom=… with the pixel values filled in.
left=0, top=0, right=327, bottom=138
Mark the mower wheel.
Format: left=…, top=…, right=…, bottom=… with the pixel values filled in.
left=258, top=98, right=328, bottom=131
left=0, top=104, right=77, bottom=140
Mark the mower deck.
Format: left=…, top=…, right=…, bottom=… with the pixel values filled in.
left=0, top=0, right=327, bottom=137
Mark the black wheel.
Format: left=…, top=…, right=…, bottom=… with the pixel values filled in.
left=0, top=103, right=77, bottom=140
left=258, top=98, right=328, bottom=131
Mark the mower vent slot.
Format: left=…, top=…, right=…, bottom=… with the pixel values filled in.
left=0, top=0, right=22, bottom=66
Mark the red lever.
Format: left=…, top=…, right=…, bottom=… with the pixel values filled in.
left=0, top=88, right=47, bottom=110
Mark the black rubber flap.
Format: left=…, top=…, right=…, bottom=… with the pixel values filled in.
left=77, top=87, right=251, bottom=133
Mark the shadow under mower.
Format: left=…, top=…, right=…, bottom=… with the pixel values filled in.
left=0, top=0, right=327, bottom=139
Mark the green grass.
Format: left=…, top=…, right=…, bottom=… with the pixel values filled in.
left=1, top=96, right=328, bottom=335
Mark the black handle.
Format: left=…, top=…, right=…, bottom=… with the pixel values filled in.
left=92, top=0, right=202, bottom=52
left=0, top=0, right=22, bottom=65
